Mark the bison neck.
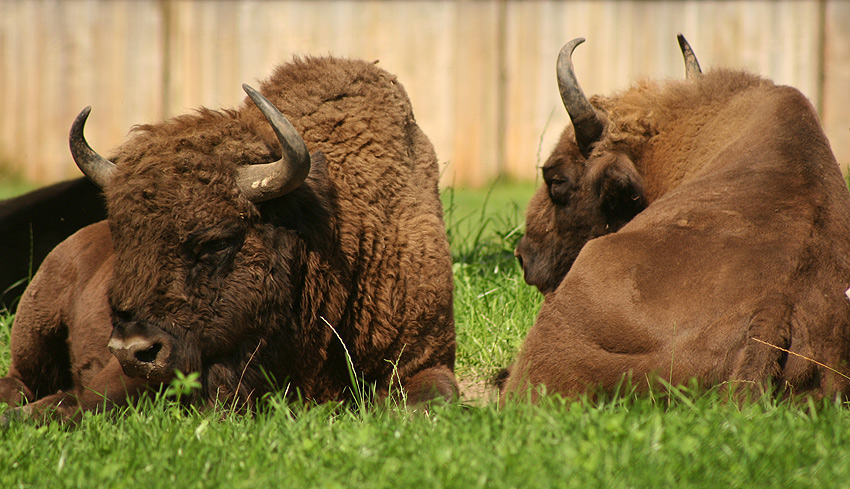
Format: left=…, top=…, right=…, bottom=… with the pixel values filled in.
left=617, top=71, right=807, bottom=203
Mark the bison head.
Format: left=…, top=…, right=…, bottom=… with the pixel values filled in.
left=516, top=134, right=646, bottom=294
left=69, top=86, right=323, bottom=392
left=516, top=36, right=701, bottom=293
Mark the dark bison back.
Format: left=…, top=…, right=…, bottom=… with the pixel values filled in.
left=0, top=178, right=105, bottom=308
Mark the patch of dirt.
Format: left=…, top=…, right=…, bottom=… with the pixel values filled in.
left=458, top=376, right=500, bottom=407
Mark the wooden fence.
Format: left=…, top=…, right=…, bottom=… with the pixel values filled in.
left=1, top=0, right=848, bottom=188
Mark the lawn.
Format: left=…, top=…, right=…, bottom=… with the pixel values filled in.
left=0, top=179, right=35, bottom=200
left=2, top=179, right=850, bottom=488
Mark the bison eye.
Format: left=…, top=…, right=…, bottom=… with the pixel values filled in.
left=186, top=233, right=245, bottom=270
left=548, top=179, right=571, bottom=205
left=198, top=235, right=242, bottom=258
left=202, top=238, right=232, bottom=254
left=184, top=223, right=246, bottom=271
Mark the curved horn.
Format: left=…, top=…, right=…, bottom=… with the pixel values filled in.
left=557, top=38, right=604, bottom=158
left=677, top=34, right=702, bottom=79
left=69, top=106, right=116, bottom=189
left=238, top=84, right=311, bottom=202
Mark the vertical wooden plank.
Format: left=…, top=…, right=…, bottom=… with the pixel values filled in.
left=823, top=0, right=850, bottom=173
left=447, top=0, right=501, bottom=187
left=88, top=1, right=163, bottom=167
left=0, top=1, right=32, bottom=181
left=502, top=0, right=570, bottom=183
left=0, top=0, right=163, bottom=183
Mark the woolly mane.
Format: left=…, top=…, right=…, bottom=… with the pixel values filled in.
left=589, top=69, right=777, bottom=201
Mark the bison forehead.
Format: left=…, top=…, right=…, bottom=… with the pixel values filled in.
left=107, top=107, right=278, bottom=180
left=111, top=159, right=249, bottom=206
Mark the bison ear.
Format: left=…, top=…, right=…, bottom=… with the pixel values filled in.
left=306, top=151, right=329, bottom=181
left=588, top=152, right=647, bottom=225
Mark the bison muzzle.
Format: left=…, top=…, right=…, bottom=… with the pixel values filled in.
left=107, top=318, right=178, bottom=382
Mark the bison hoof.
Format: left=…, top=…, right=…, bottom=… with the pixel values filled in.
left=404, top=366, right=459, bottom=404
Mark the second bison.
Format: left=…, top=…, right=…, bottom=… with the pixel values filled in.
left=505, top=36, right=850, bottom=402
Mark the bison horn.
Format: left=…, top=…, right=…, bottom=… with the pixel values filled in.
left=238, top=84, right=311, bottom=202
left=69, top=106, right=117, bottom=189
left=557, top=38, right=605, bottom=158
left=677, top=34, right=702, bottom=79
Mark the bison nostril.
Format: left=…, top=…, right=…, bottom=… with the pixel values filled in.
left=515, top=251, right=524, bottom=269
left=134, top=343, right=162, bottom=364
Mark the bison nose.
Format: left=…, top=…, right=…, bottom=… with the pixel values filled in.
left=108, top=336, right=162, bottom=363
left=108, top=335, right=172, bottom=379
left=514, top=247, right=524, bottom=269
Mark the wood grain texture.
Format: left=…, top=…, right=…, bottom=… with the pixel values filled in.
left=0, top=0, right=845, bottom=186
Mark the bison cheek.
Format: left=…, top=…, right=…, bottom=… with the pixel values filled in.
left=517, top=231, right=584, bottom=295
left=516, top=236, right=553, bottom=293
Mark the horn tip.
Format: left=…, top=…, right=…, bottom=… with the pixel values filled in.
left=243, top=83, right=269, bottom=108
left=560, top=38, right=587, bottom=58
left=242, top=83, right=258, bottom=97
left=71, top=107, right=93, bottom=137
left=567, top=37, right=586, bottom=47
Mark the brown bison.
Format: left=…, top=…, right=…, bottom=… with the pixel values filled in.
left=0, top=56, right=457, bottom=421
left=0, top=178, right=105, bottom=309
left=504, top=35, right=850, bottom=401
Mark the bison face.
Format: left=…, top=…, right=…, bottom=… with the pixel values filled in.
left=103, top=161, right=277, bottom=383
left=105, top=193, right=257, bottom=382
left=101, top=155, right=332, bottom=387
left=71, top=86, right=317, bottom=389
left=516, top=133, right=647, bottom=294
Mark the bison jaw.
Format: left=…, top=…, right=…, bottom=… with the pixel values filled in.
left=515, top=236, right=561, bottom=295
left=108, top=322, right=178, bottom=382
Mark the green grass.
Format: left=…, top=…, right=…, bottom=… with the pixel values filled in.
left=0, top=174, right=36, bottom=200
left=439, top=179, right=540, bottom=386
left=3, top=389, right=850, bottom=488
left=3, top=180, right=850, bottom=488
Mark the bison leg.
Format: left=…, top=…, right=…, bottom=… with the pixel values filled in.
left=402, top=365, right=458, bottom=404
left=728, top=303, right=796, bottom=398
left=0, top=305, right=72, bottom=407
left=3, top=357, right=152, bottom=424
left=0, top=377, right=34, bottom=407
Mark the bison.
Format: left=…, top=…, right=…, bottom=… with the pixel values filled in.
left=0, top=56, right=457, bottom=421
left=0, top=178, right=105, bottom=309
left=503, top=35, right=850, bottom=402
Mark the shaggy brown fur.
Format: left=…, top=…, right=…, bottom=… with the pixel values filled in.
left=507, top=58, right=850, bottom=401
left=0, top=57, right=456, bottom=421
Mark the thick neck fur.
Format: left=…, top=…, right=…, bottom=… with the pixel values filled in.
left=592, top=69, right=775, bottom=201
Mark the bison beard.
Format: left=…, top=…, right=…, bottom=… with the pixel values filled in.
left=0, top=56, right=457, bottom=422
left=505, top=35, right=850, bottom=402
